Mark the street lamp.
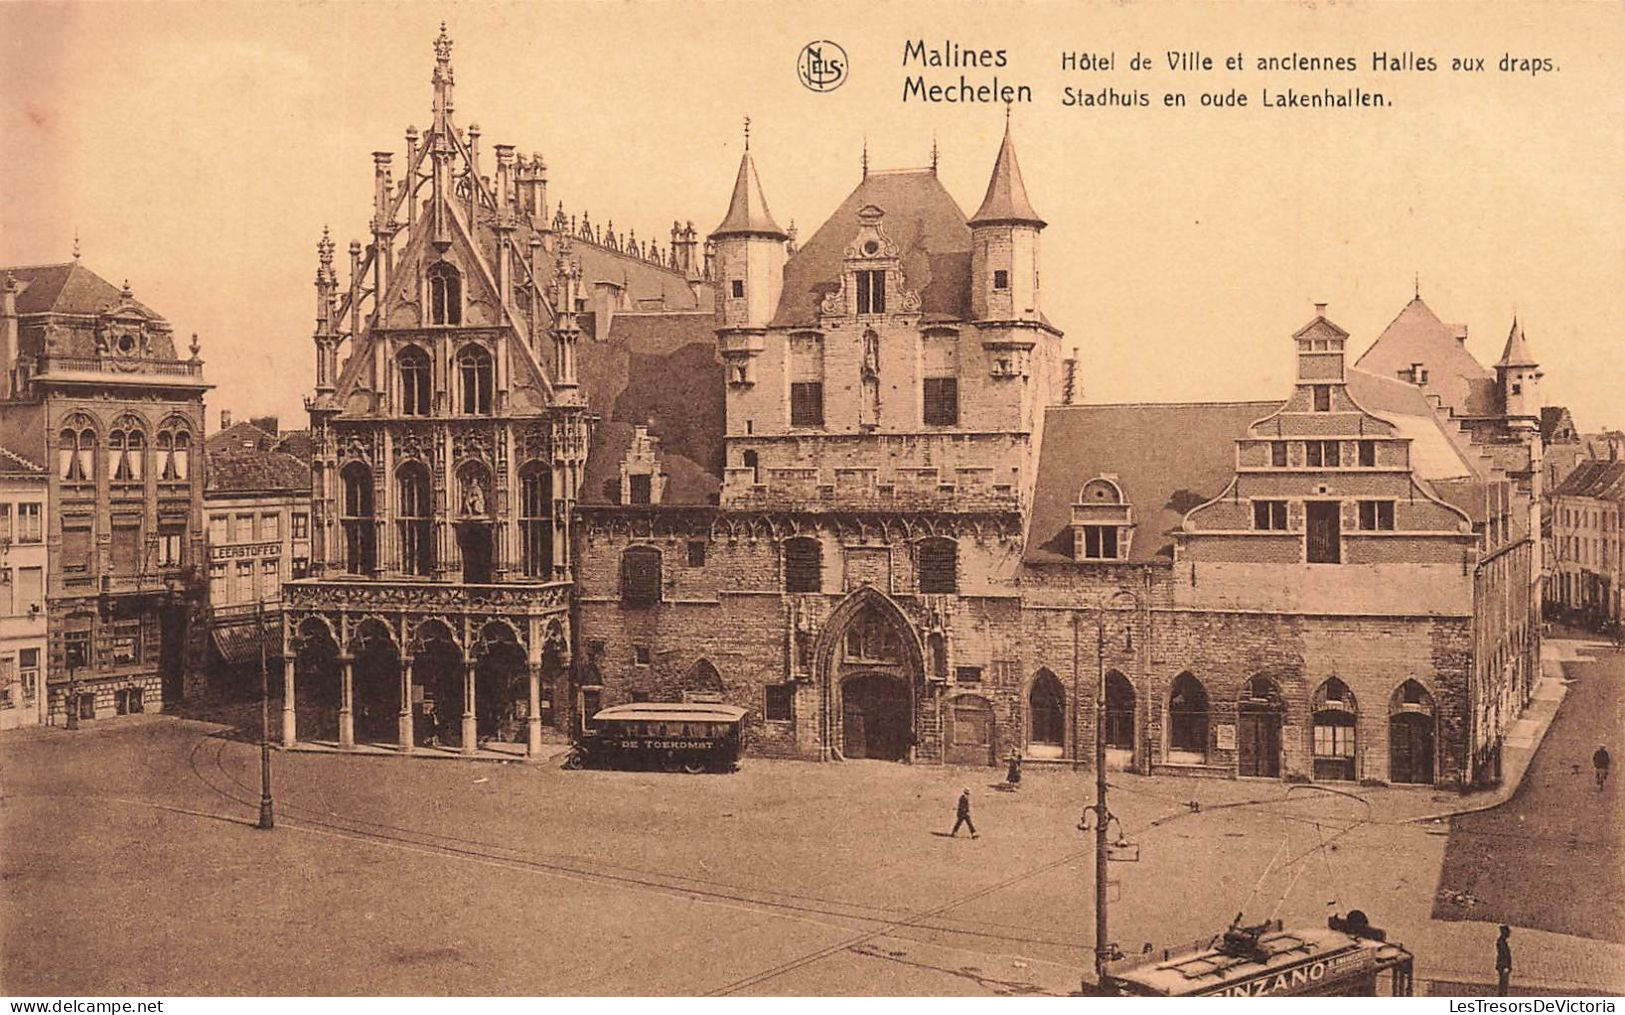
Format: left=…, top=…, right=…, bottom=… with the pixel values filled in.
left=256, top=596, right=275, bottom=830
left=1081, top=587, right=1138, bottom=988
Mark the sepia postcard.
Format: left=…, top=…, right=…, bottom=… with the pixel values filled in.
left=0, top=0, right=1621, bottom=1004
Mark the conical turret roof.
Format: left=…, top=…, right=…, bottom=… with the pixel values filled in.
left=1498, top=316, right=1538, bottom=368
left=968, top=122, right=1044, bottom=229
left=712, top=150, right=786, bottom=240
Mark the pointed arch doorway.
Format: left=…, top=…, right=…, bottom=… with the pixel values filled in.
left=816, top=588, right=923, bottom=763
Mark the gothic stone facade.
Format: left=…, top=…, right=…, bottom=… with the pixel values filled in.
left=283, top=28, right=711, bottom=755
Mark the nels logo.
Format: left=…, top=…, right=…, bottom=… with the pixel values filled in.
left=798, top=40, right=847, bottom=92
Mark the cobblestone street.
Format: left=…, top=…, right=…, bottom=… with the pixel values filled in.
left=2, top=643, right=1621, bottom=996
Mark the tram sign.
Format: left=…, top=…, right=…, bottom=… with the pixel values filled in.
left=1208, top=946, right=1374, bottom=997
left=1103, top=922, right=1413, bottom=998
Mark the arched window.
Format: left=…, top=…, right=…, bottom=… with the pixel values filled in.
left=519, top=463, right=553, bottom=578
left=396, top=463, right=432, bottom=577
left=455, top=344, right=493, bottom=415
left=156, top=425, right=191, bottom=481
left=684, top=658, right=724, bottom=694
left=1029, top=669, right=1065, bottom=757
left=844, top=606, right=903, bottom=663
left=398, top=345, right=431, bottom=416
left=428, top=261, right=462, bottom=326
left=1168, top=672, right=1209, bottom=759
left=340, top=462, right=376, bottom=575
left=621, top=546, right=662, bottom=606
left=784, top=536, right=822, bottom=593
left=108, top=418, right=145, bottom=482
left=917, top=537, right=958, bottom=594
left=1312, top=678, right=1357, bottom=781
left=59, top=424, right=96, bottom=482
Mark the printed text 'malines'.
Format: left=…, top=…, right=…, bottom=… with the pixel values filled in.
left=903, top=40, right=1008, bottom=67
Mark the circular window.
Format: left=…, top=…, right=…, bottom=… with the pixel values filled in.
left=863, top=240, right=879, bottom=255
left=117, top=334, right=136, bottom=354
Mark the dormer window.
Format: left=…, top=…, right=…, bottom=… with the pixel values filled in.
left=1081, top=526, right=1120, bottom=560
left=993, top=269, right=1009, bottom=290
left=856, top=270, right=886, bottom=315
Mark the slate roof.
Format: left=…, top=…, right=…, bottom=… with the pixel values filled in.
left=711, top=151, right=786, bottom=239
left=3, top=262, right=157, bottom=317
left=1553, top=459, right=1625, bottom=500
left=274, top=429, right=314, bottom=463
left=206, top=420, right=279, bottom=457
left=1346, top=367, right=1485, bottom=482
left=1541, top=406, right=1578, bottom=443
left=771, top=170, right=973, bottom=329
left=577, top=310, right=725, bottom=506
left=1352, top=297, right=1498, bottom=417
left=967, top=125, right=1044, bottom=228
left=1498, top=317, right=1538, bottom=368
left=1025, top=401, right=1279, bottom=565
left=205, top=450, right=312, bottom=496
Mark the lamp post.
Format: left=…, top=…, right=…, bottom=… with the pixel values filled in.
left=1087, top=587, right=1138, bottom=988
left=256, top=596, right=275, bottom=830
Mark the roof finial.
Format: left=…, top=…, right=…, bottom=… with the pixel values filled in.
left=1414, top=272, right=1420, bottom=300
left=930, top=133, right=939, bottom=175
left=72, top=230, right=80, bottom=263
left=743, top=115, right=751, bottom=152
left=862, top=134, right=869, bottom=179
left=1005, top=101, right=1013, bottom=128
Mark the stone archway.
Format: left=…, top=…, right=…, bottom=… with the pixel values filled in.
left=813, top=588, right=924, bottom=763
left=475, top=622, right=526, bottom=744
left=293, top=618, right=340, bottom=743
left=351, top=618, right=400, bottom=744
left=413, top=620, right=463, bottom=749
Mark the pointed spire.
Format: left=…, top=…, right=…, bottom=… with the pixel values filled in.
left=968, top=114, right=1045, bottom=229
left=712, top=131, right=786, bottom=240
left=1498, top=315, right=1538, bottom=368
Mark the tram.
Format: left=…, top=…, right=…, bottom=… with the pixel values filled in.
left=567, top=702, right=747, bottom=773
left=1100, top=913, right=1415, bottom=997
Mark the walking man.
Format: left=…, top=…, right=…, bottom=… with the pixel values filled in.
left=1495, top=925, right=1513, bottom=996
left=950, top=787, right=978, bottom=838
left=1594, top=745, right=1612, bottom=790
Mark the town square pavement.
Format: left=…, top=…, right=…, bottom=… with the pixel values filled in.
left=1, top=638, right=1620, bottom=996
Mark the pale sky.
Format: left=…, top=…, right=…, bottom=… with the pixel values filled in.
left=3, top=1, right=1622, bottom=434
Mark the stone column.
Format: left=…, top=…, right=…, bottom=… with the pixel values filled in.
left=461, top=658, right=477, bottom=754
left=399, top=654, right=415, bottom=751
left=281, top=655, right=297, bottom=746
left=527, top=660, right=543, bottom=759
left=338, top=655, right=355, bottom=748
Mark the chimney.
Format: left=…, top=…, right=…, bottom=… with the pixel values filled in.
left=0, top=274, right=17, bottom=399
left=1314, top=302, right=1328, bottom=317
left=220, top=409, right=233, bottom=430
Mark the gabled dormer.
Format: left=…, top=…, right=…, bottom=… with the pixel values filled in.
left=1070, top=475, right=1134, bottom=561
left=818, top=205, right=921, bottom=320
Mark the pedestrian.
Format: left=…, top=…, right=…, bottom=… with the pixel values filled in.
left=1594, top=745, right=1612, bottom=790
left=1495, top=925, right=1512, bottom=996
left=950, top=787, right=978, bottom=838
left=1006, top=751, right=1022, bottom=791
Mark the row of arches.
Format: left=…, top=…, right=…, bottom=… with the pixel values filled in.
left=57, top=413, right=193, bottom=483
left=617, top=534, right=963, bottom=604
left=1015, top=669, right=1438, bottom=784
left=286, top=615, right=565, bottom=751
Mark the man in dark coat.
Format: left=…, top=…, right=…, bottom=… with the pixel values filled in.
left=1495, top=925, right=1512, bottom=996
left=950, top=787, right=978, bottom=838
left=1595, top=746, right=1612, bottom=790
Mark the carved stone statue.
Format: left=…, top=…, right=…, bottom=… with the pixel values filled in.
left=462, top=475, right=487, bottom=516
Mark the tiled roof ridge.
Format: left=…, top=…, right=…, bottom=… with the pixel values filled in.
left=0, top=445, right=45, bottom=473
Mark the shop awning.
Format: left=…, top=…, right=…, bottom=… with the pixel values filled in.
left=211, top=617, right=274, bottom=666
